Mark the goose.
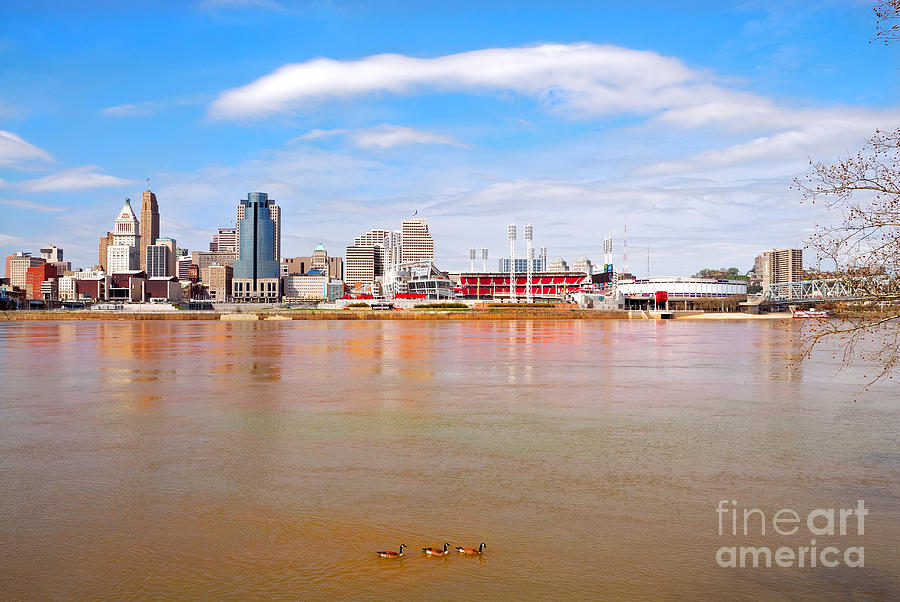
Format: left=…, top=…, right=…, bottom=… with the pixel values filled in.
left=422, top=542, right=450, bottom=556
left=376, top=544, right=407, bottom=558
left=456, top=542, right=486, bottom=555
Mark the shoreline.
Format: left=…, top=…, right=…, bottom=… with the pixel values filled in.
left=0, top=310, right=795, bottom=322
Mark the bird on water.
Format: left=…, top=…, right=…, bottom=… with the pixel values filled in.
left=376, top=544, right=407, bottom=558
left=422, top=542, right=451, bottom=556
left=456, top=542, right=486, bottom=555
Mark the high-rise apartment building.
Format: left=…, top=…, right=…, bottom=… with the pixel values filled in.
left=232, top=192, right=281, bottom=301
left=139, top=190, right=159, bottom=272
left=758, top=248, right=803, bottom=289
left=236, top=198, right=280, bottom=262
left=400, top=219, right=434, bottom=263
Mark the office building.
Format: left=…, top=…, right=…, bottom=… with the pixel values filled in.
left=177, top=257, right=192, bottom=281
left=147, top=238, right=177, bottom=278
left=283, top=244, right=343, bottom=279
left=232, top=192, right=281, bottom=301
left=8, top=253, right=44, bottom=290
left=283, top=274, right=332, bottom=300
left=97, top=232, right=114, bottom=271
left=548, top=257, right=569, bottom=272
left=498, top=258, right=543, bottom=273
left=107, top=198, right=141, bottom=272
left=236, top=198, right=280, bottom=262
left=573, top=255, right=593, bottom=276
left=25, top=263, right=57, bottom=301
left=201, top=264, right=233, bottom=302
left=344, top=245, right=377, bottom=286
left=139, top=190, right=160, bottom=272
left=209, top=227, right=237, bottom=252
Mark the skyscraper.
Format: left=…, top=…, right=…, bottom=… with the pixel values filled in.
left=139, top=190, right=159, bottom=273
left=107, top=198, right=141, bottom=273
left=232, top=192, right=281, bottom=301
left=236, top=198, right=280, bottom=262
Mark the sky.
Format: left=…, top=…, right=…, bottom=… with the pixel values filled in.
left=1, top=0, right=899, bottom=276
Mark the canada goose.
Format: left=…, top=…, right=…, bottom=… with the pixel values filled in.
left=422, top=542, right=450, bottom=556
left=376, top=544, right=407, bottom=558
left=456, top=542, right=486, bottom=555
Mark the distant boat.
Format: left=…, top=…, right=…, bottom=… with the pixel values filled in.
left=790, top=307, right=829, bottom=319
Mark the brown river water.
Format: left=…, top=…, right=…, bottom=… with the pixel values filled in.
left=1, top=319, right=898, bottom=600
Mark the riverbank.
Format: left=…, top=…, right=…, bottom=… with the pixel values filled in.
left=0, top=309, right=796, bottom=321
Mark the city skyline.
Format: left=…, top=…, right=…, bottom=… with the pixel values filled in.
left=1, top=2, right=899, bottom=274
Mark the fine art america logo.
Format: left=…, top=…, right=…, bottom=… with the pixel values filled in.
left=716, top=500, right=868, bottom=568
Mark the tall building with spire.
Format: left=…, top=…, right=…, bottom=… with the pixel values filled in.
left=107, top=198, right=141, bottom=273
left=232, top=192, right=281, bottom=301
left=140, top=189, right=159, bottom=272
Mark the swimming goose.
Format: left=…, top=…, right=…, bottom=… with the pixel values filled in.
left=376, top=544, right=407, bottom=558
left=422, top=542, right=451, bottom=556
left=456, top=542, right=486, bottom=555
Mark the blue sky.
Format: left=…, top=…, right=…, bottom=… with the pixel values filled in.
left=1, top=0, right=898, bottom=275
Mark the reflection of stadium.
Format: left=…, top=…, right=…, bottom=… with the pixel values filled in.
left=454, top=272, right=589, bottom=300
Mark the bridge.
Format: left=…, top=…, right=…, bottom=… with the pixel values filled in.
left=762, top=279, right=857, bottom=305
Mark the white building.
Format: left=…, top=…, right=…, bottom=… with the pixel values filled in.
left=107, top=199, right=141, bottom=272
left=573, top=255, right=593, bottom=276
left=283, top=274, right=331, bottom=300
left=548, top=257, right=569, bottom=272
left=107, top=245, right=140, bottom=274
left=400, top=219, right=434, bottom=263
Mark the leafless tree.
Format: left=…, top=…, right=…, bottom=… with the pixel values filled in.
left=795, top=128, right=900, bottom=386
left=874, top=0, right=900, bottom=45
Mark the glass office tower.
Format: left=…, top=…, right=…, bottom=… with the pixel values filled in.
left=231, top=192, right=281, bottom=301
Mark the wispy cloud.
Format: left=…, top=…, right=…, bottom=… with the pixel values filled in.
left=19, top=166, right=135, bottom=192
left=101, top=102, right=159, bottom=117
left=0, top=197, right=65, bottom=213
left=0, top=130, right=53, bottom=168
left=295, top=124, right=465, bottom=149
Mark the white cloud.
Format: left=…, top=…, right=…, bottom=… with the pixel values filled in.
left=0, top=130, right=53, bottom=168
left=101, top=102, right=159, bottom=117
left=19, top=166, right=135, bottom=192
left=296, top=124, right=464, bottom=149
left=208, top=43, right=706, bottom=120
left=636, top=112, right=899, bottom=175
left=0, top=198, right=65, bottom=212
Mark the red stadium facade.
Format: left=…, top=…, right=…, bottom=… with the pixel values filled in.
left=455, top=272, right=589, bottom=299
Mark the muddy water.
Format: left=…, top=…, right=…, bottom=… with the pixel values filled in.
left=1, top=320, right=898, bottom=599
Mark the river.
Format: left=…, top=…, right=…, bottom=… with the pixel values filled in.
left=1, top=319, right=898, bottom=599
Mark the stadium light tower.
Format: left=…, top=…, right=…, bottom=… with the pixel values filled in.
left=525, top=224, right=533, bottom=303
left=469, top=248, right=476, bottom=272
left=482, top=248, right=488, bottom=272
left=508, top=223, right=516, bottom=301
